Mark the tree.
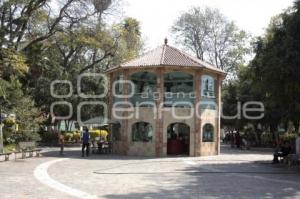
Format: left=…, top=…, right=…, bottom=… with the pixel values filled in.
left=221, top=1, right=300, bottom=147
left=249, top=1, right=300, bottom=132
left=0, top=0, right=113, bottom=51
left=0, top=0, right=142, bottom=135
left=0, top=77, right=44, bottom=142
left=221, top=82, right=239, bottom=131
left=113, top=17, right=143, bottom=62
left=0, top=0, right=117, bottom=81
left=22, top=15, right=143, bottom=130
left=172, top=7, right=250, bottom=74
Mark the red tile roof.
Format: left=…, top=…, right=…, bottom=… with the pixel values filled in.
left=108, top=44, right=225, bottom=74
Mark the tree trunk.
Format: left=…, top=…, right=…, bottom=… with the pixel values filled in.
left=254, top=124, right=261, bottom=147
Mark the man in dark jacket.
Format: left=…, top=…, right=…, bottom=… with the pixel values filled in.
left=82, top=128, right=90, bottom=157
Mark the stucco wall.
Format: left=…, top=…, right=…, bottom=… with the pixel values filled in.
left=112, top=141, right=126, bottom=155
left=200, top=109, right=218, bottom=156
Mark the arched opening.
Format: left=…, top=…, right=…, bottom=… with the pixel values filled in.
left=111, top=122, right=121, bottom=141
left=202, top=123, right=214, bottom=142
left=132, top=122, right=153, bottom=142
left=201, top=75, right=215, bottom=98
left=167, top=123, right=190, bottom=155
left=130, top=72, right=157, bottom=106
left=164, top=72, right=194, bottom=107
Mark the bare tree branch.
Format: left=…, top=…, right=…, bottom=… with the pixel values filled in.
left=22, top=0, right=76, bottom=51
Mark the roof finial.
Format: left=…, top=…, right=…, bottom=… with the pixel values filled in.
left=164, top=37, right=168, bottom=45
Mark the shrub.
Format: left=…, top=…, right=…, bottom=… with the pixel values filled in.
left=3, top=118, right=15, bottom=127
left=261, top=132, right=274, bottom=146
left=64, top=132, right=74, bottom=142
left=100, top=130, right=108, bottom=140
left=279, top=133, right=297, bottom=145
left=90, top=130, right=101, bottom=140
left=73, top=132, right=81, bottom=142
left=41, top=131, right=58, bottom=144
left=89, top=129, right=108, bottom=141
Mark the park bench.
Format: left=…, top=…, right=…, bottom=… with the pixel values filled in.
left=15, top=142, right=41, bottom=160
left=0, top=152, right=12, bottom=161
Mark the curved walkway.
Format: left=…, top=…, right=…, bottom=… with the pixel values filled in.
left=0, top=146, right=299, bottom=199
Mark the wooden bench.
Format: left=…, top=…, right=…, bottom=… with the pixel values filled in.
left=15, top=142, right=41, bottom=160
left=0, top=152, right=12, bottom=161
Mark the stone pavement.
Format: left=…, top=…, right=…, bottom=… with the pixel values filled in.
left=0, top=146, right=299, bottom=199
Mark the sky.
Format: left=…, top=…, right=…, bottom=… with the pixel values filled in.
left=122, top=0, right=295, bottom=49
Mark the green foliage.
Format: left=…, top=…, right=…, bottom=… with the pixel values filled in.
left=4, top=130, right=41, bottom=144
left=40, top=131, right=58, bottom=144
left=279, top=133, right=297, bottom=145
left=248, top=1, right=300, bottom=127
left=73, top=132, right=81, bottom=141
left=0, top=77, right=44, bottom=143
left=64, top=132, right=74, bottom=142
left=0, top=0, right=141, bottom=146
left=3, top=143, right=16, bottom=153
left=0, top=0, right=143, bottom=135
left=260, top=132, right=275, bottom=147
left=114, top=17, right=143, bottom=62
left=221, top=82, right=239, bottom=128
left=0, top=49, right=28, bottom=79
left=172, top=7, right=250, bottom=74
left=222, top=1, right=300, bottom=146
left=3, top=118, right=15, bottom=127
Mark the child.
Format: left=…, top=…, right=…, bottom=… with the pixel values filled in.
left=58, top=132, right=65, bottom=155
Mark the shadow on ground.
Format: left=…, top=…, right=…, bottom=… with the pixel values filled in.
left=100, top=161, right=300, bottom=199
left=42, top=147, right=300, bottom=199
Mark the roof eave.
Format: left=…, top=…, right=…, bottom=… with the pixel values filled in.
left=106, top=64, right=226, bottom=76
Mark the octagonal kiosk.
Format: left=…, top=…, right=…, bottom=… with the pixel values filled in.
left=106, top=39, right=226, bottom=157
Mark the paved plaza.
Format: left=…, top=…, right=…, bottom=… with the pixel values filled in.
left=0, top=146, right=300, bottom=199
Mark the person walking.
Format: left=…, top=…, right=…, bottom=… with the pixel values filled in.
left=230, top=132, right=235, bottom=148
left=235, top=130, right=241, bottom=148
left=58, top=132, right=65, bottom=156
left=82, top=128, right=90, bottom=157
